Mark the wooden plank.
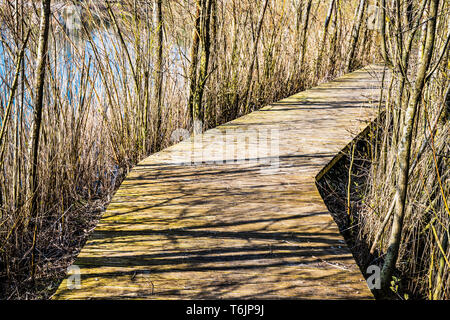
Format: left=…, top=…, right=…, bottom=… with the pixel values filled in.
left=53, top=65, right=387, bottom=300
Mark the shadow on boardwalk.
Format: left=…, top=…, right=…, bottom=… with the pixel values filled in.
left=53, top=65, right=387, bottom=300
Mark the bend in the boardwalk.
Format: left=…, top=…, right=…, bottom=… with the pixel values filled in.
left=54, top=65, right=387, bottom=299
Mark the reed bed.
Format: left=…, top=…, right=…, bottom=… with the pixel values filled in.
left=318, top=0, right=449, bottom=299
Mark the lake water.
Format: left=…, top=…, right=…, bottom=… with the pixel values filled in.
left=0, top=4, right=187, bottom=127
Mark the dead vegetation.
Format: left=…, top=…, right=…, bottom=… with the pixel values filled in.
left=318, top=0, right=449, bottom=298
left=3, top=0, right=446, bottom=300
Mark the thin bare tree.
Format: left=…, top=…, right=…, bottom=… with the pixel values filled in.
left=380, top=0, right=440, bottom=291
left=27, top=0, right=52, bottom=281
left=187, top=0, right=201, bottom=127
left=346, top=0, right=367, bottom=72
left=243, top=0, right=269, bottom=114
left=299, top=0, right=313, bottom=72
left=153, top=0, right=164, bottom=148
left=315, top=0, right=336, bottom=78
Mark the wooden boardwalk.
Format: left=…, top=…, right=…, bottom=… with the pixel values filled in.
left=54, top=65, right=387, bottom=299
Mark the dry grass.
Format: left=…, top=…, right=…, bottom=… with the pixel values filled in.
left=0, top=0, right=379, bottom=299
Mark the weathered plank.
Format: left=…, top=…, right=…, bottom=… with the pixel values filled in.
left=54, top=65, right=387, bottom=299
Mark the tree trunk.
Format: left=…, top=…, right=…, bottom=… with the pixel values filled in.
left=153, top=0, right=164, bottom=149
left=299, top=0, right=312, bottom=72
left=28, top=0, right=51, bottom=281
left=243, top=0, right=269, bottom=114
left=207, top=0, right=218, bottom=126
left=187, top=1, right=201, bottom=127
left=393, top=0, right=428, bottom=148
left=192, top=0, right=214, bottom=133
left=380, top=0, right=439, bottom=292
left=346, top=0, right=367, bottom=73
left=315, top=0, right=336, bottom=79
left=0, top=32, right=29, bottom=154
left=379, top=0, right=392, bottom=66
left=328, top=0, right=340, bottom=72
